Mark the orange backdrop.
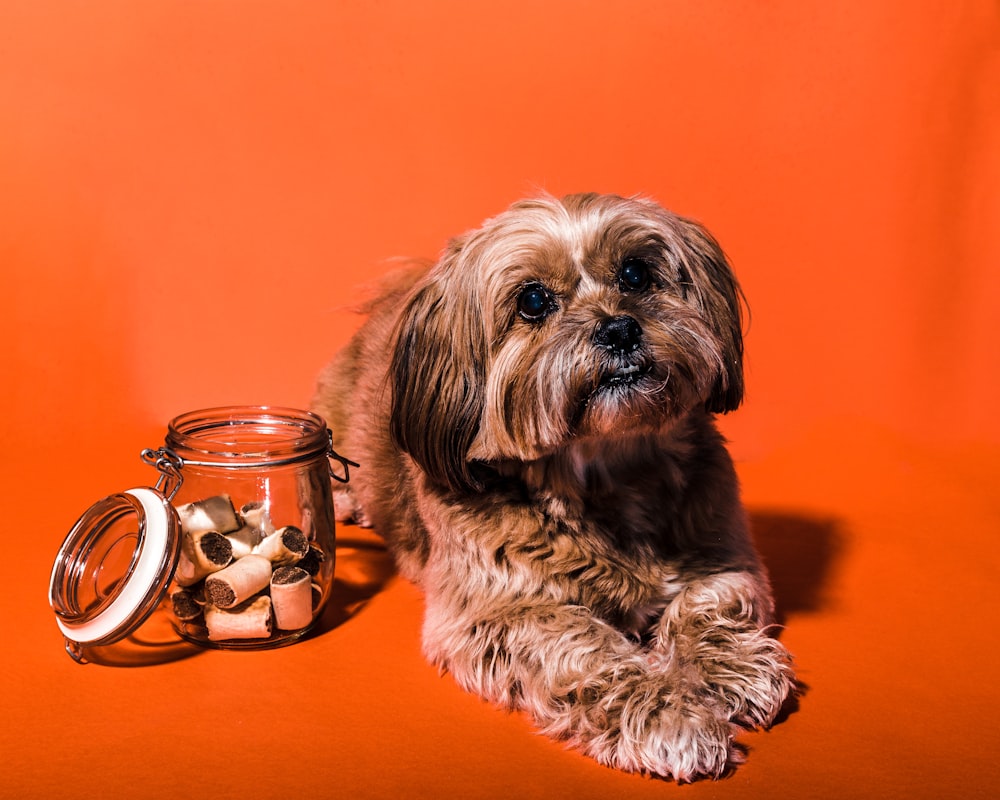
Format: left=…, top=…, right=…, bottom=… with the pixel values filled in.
left=2, top=2, right=998, bottom=798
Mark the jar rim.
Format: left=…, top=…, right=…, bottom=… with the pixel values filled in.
left=165, top=406, right=329, bottom=467
left=49, top=488, right=180, bottom=650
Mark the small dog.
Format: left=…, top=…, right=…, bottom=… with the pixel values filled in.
left=313, top=193, right=794, bottom=781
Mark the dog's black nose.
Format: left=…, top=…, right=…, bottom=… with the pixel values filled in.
left=594, top=315, right=642, bottom=353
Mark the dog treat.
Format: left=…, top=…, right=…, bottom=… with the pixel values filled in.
left=177, top=494, right=241, bottom=535
left=205, top=596, right=273, bottom=641
left=254, top=525, right=309, bottom=565
left=297, top=544, right=327, bottom=577
left=175, top=530, right=234, bottom=586
left=204, top=554, right=272, bottom=609
left=225, top=526, right=261, bottom=559
left=168, top=494, right=326, bottom=640
left=170, top=588, right=204, bottom=621
left=239, top=501, right=275, bottom=538
left=270, top=566, right=313, bottom=630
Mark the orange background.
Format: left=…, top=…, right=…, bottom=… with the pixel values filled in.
left=2, top=2, right=998, bottom=798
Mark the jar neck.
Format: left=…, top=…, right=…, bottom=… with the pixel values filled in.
left=164, top=406, right=329, bottom=468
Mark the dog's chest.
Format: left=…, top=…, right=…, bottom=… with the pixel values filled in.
left=502, top=491, right=676, bottom=622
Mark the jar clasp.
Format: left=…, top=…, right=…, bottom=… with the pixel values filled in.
left=139, top=447, right=185, bottom=501
left=326, top=431, right=359, bottom=484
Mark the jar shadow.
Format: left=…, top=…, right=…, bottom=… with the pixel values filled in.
left=310, top=529, right=395, bottom=635
left=63, top=611, right=202, bottom=667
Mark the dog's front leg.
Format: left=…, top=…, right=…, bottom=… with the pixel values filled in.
left=422, top=593, right=740, bottom=781
left=650, top=570, right=795, bottom=730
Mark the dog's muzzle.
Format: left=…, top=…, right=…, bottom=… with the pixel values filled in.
left=593, top=316, right=651, bottom=389
left=594, top=315, right=642, bottom=354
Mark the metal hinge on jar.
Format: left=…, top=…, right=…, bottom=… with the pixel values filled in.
left=139, top=447, right=185, bottom=501
left=326, top=431, right=359, bottom=483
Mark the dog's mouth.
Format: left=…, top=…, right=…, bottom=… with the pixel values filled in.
left=597, top=361, right=653, bottom=391
left=569, top=358, right=667, bottom=436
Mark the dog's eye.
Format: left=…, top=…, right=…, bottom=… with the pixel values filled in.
left=619, top=257, right=652, bottom=293
left=517, top=283, right=554, bottom=322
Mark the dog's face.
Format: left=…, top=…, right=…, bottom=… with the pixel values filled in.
left=389, top=193, right=745, bottom=491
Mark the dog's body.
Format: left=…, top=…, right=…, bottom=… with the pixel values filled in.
left=313, top=194, right=794, bottom=781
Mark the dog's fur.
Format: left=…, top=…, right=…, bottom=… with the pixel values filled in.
left=313, top=193, right=794, bottom=781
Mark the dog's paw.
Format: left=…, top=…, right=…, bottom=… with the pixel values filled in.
left=544, top=673, right=739, bottom=782
left=332, top=487, right=372, bottom=527
left=695, top=631, right=795, bottom=730
left=650, top=574, right=796, bottom=731
left=593, top=692, right=738, bottom=782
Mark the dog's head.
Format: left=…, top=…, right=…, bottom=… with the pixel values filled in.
left=389, top=193, right=745, bottom=491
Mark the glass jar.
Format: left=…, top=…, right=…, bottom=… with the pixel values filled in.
left=49, top=406, right=356, bottom=663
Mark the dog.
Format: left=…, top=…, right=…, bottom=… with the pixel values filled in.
left=313, top=193, right=794, bottom=781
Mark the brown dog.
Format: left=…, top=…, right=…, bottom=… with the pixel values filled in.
left=313, top=193, right=794, bottom=781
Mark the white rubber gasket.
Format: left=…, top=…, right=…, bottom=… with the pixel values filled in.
left=53, top=487, right=171, bottom=644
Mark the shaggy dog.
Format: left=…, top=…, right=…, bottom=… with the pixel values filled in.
left=313, top=193, right=794, bottom=781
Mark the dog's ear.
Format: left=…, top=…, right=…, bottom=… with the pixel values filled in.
left=675, top=218, right=746, bottom=413
left=388, top=247, right=488, bottom=492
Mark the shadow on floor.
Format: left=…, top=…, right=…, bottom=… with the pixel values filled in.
left=749, top=508, right=847, bottom=624
left=312, top=531, right=396, bottom=634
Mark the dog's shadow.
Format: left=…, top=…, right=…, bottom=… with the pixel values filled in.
left=747, top=509, right=844, bottom=726
left=749, top=508, right=846, bottom=624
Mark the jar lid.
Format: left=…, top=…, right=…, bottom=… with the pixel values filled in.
left=49, top=487, right=180, bottom=647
